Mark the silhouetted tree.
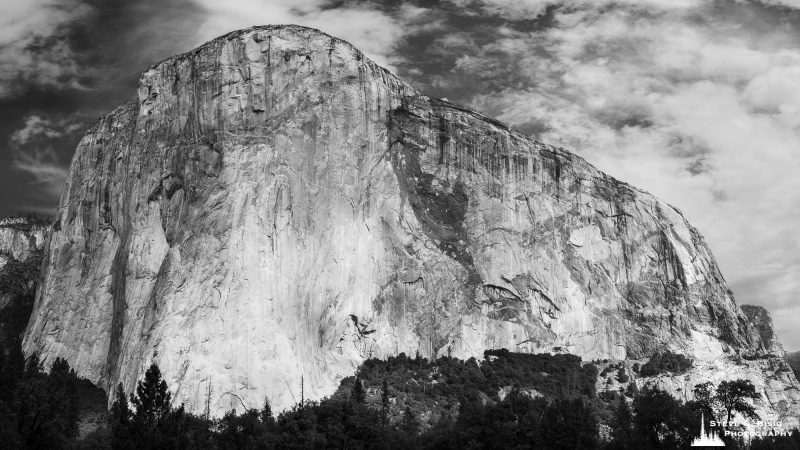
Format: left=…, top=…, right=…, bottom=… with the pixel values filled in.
left=538, top=398, right=598, bottom=450
left=715, top=379, right=760, bottom=428
left=120, top=363, right=213, bottom=449
left=260, top=397, right=274, bottom=427
left=632, top=386, right=681, bottom=448
left=0, top=338, right=25, bottom=401
left=110, top=383, right=134, bottom=449
left=692, top=381, right=715, bottom=416
left=131, top=363, right=172, bottom=427
left=14, top=356, right=80, bottom=449
left=217, top=408, right=266, bottom=449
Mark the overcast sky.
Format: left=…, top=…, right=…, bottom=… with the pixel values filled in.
left=1, top=0, right=798, bottom=350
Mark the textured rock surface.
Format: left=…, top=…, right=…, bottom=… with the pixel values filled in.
left=0, top=217, right=47, bottom=270
left=786, top=352, right=800, bottom=379
left=0, top=217, right=47, bottom=303
left=0, top=216, right=48, bottom=340
left=22, top=25, right=798, bottom=417
left=597, top=355, right=800, bottom=431
left=742, top=304, right=784, bottom=356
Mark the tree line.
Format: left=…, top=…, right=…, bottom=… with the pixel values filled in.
left=2, top=345, right=799, bottom=449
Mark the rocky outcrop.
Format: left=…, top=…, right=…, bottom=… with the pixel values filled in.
left=786, top=352, right=800, bottom=380
left=597, top=355, right=800, bottom=431
left=742, top=304, right=783, bottom=356
left=22, top=25, right=796, bottom=417
left=0, top=216, right=47, bottom=270
left=0, top=216, right=48, bottom=343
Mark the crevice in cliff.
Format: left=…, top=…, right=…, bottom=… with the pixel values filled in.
left=105, top=232, right=129, bottom=392
left=656, top=229, right=688, bottom=292
left=482, top=284, right=522, bottom=302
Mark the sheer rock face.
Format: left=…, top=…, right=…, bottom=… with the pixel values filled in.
left=21, top=25, right=793, bottom=416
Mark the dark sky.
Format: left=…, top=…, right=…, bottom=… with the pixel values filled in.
left=0, top=0, right=207, bottom=214
left=2, top=0, right=799, bottom=349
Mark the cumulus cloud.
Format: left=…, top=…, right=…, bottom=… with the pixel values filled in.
left=423, top=0, right=800, bottom=347
left=0, top=0, right=91, bottom=97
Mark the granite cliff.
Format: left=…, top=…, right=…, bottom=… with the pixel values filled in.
left=741, top=304, right=784, bottom=356
left=21, top=25, right=799, bottom=420
left=0, top=216, right=48, bottom=346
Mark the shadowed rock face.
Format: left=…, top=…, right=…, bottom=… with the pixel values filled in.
left=21, top=25, right=794, bottom=417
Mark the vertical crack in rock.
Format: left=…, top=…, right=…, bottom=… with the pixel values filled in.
left=105, top=230, right=129, bottom=389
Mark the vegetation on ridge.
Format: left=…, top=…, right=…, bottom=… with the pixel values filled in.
left=638, top=350, right=693, bottom=377
left=2, top=341, right=798, bottom=449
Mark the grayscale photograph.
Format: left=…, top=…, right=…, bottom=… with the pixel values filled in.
left=0, top=0, right=798, bottom=448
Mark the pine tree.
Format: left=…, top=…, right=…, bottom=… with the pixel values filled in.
left=352, top=377, right=366, bottom=404
left=401, top=406, right=419, bottom=436
left=131, top=363, right=172, bottom=425
left=261, top=396, right=275, bottom=426
left=110, top=383, right=132, bottom=427
left=110, top=382, right=134, bottom=448
left=381, top=379, right=390, bottom=424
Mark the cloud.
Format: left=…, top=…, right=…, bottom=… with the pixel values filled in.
left=8, top=114, right=82, bottom=204
left=453, top=0, right=555, bottom=18
left=189, top=0, right=415, bottom=68
left=10, top=115, right=83, bottom=146
left=0, top=0, right=92, bottom=97
left=760, top=0, right=800, bottom=8
left=12, top=147, right=69, bottom=201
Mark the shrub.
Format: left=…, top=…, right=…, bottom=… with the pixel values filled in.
left=640, top=351, right=693, bottom=377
